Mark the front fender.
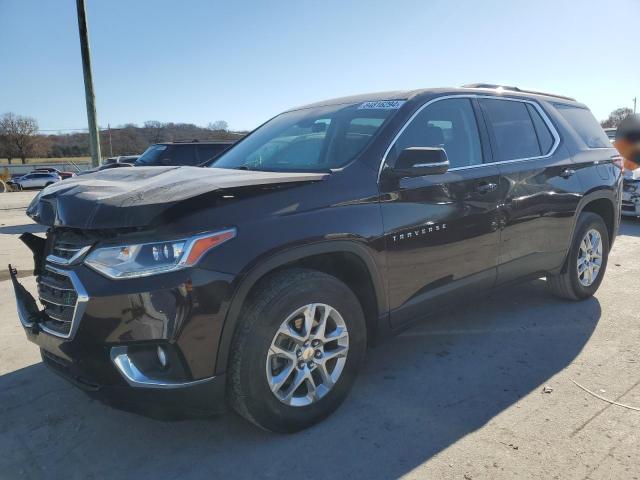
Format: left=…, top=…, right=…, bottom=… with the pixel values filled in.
left=213, top=240, right=387, bottom=374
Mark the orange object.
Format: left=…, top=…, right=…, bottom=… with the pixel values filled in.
left=185, top=230, right=236, bottom=265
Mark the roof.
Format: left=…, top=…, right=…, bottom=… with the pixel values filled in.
left=290, top=85, right=582, bottom=111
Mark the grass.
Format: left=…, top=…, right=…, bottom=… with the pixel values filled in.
left=0, top=157, right=91, bottom=165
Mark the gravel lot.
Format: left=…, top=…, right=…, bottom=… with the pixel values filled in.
left=1, top=191, right=639, bottom=480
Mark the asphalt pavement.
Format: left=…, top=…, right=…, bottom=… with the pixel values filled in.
left=1, top=191, right=639, bottom=479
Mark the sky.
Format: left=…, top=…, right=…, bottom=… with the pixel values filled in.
left=1, top=0, right=638, bottom=132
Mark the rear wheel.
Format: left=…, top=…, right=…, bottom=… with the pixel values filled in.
left=227, top=268, right=366, bottom=432
left=547, top=212, right=609, bottom=300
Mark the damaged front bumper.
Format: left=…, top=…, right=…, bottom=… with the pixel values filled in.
left=8, top=240, right=234, bottom=418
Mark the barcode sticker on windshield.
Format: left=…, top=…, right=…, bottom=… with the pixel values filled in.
left=358, top=100, right=405, bottom=110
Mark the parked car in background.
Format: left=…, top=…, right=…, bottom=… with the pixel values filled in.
left=104, top=155, right=139, bottom=165
left=11, top=85, right=622, bottom=432
left=33, top=167, right=76, bottom=180
left=622, top=168, right=640, bottom=217
left=604, top=127, right=616, bottom=143
left=134, top=140, right=235, bottom=167
left=11, top=172, right=61, bottom=189
left=76, top=162, right=135, bottom=176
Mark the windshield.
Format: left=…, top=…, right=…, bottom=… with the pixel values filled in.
left=135, top=144, right=169, bottom=166
left=211, top=102, right=400, bottom=172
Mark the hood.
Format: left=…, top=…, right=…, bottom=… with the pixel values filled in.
left=27, top=166, right=327, bottom=229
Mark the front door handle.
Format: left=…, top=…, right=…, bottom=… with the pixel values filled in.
left=476, top=182, right=497, bottom=194
left=560, top=168, right=576, bottom=179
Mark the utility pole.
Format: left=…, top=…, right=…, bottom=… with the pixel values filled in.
left=634, top=97, right=637, bottom=114
left=76, top=0, right=101, bottom=167
left=108, top=124, right=113, bottom=157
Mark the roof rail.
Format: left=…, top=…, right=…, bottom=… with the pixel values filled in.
left=462, top=83, right=576, bottom=102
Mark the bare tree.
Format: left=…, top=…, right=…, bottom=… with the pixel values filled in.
left=0, top=115, right=17, bottom=164
left=0, top=112, right=40, bottom=163
left=144, top=120, right=167, bottom=143
left=601, top=107, right=633, bottom=128
left=208, top=120, right=229, bottom=132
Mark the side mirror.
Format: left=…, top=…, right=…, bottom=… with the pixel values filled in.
left=392, top=147, right=449, bottom=178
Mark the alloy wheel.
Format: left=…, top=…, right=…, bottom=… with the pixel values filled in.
left=577, top=228, right=603, bottom=287
left=266, top=303, right=349, bottom=407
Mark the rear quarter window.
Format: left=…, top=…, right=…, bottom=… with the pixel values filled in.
left=554, top=104, right=610, bottom=149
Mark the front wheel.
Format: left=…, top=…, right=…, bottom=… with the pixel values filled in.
left=547, top=212, right=610, bottom=300
left=227, top=268, right=367, bottom=432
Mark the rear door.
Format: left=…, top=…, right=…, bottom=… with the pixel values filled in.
left=379, top=97, right=502, bottom=328
left=478, top=97, right=583, bottom=283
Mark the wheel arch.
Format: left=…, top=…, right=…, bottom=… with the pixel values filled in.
left=215, top=241, right=388, bottom=374
left=558, top=189, right=618, bottom=273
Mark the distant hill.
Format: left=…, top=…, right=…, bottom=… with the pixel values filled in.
left=45, top=122, right=247, bottom=158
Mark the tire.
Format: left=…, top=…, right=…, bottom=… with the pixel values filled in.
left=547, top=212, right=610, bottom=300
left=227, top=268, right=367, bottom=432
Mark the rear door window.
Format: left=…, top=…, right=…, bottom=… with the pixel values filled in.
left=554, top=104, right=610, bottom=148
left=197, top=144, right=231, bottom=164
left=168, top=145, right=197, bottom=166
left=479, top=99, right=541, bottom=161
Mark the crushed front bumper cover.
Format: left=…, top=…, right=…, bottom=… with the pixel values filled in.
left=8, top=264, right=228, bottom=419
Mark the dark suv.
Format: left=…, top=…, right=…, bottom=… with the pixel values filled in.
left=11, top=85, right=622, bottom=432
left=134, top=140, right=234, bottom=167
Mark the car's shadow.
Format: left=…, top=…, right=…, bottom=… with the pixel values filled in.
left=620, top=217, right=640, bottom=237
left=0, top=223, right=46, bottom=235
left=0, top=279, right=600, bottom=479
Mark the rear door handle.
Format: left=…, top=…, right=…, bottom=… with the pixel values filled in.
left=475, top=182, right=497, bottom=194
left=560, top=168, right=576, bottom=179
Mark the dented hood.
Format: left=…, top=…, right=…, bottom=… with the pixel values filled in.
left=27, top=166, right=326, bottom=229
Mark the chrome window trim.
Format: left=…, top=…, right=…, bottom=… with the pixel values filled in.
left=413, top=161, right=449, bottom=168
left=110, top=346, right=216, bottom=389
left=377, top=94, right=561, bottom=180
left=46, top=245, right=92, bottom=266
left=40, top=264, right=89, bottom=340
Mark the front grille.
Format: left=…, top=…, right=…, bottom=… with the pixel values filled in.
left=36, top=230, right=90, bottom=338
left=38, top=267, right=78, bottom=335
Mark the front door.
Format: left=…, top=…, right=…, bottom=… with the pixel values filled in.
left=379, top=97, right=502, bottom=328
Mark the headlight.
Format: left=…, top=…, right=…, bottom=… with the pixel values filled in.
left=84, top=228, right=236, bottom=279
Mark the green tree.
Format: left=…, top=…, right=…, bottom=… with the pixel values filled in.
left=601, top=107, right=633, bottom=128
